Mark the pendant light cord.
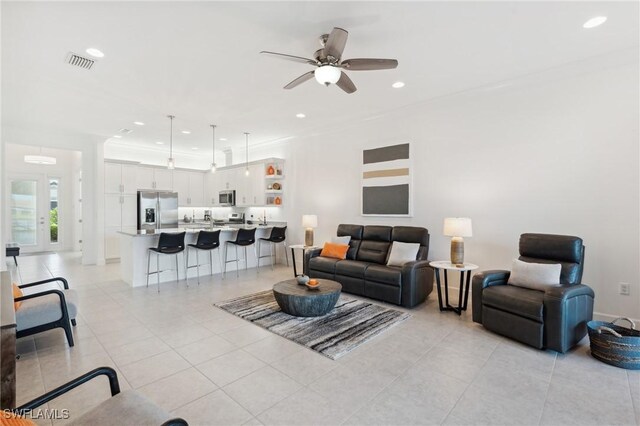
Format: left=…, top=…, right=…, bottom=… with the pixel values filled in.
left=211, top=124, right=217, bottom=165
left=244, top=132, right=249, bottom=171
left=168, top=115, right=174, bottom=158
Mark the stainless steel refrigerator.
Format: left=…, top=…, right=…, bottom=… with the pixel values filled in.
left=137, top=191, right=179, bottom=231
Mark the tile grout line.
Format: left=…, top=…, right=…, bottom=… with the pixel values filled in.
left=536, top=352, right=558, bottom=425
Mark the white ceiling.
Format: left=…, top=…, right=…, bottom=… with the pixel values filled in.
left=2, top=1, right=638, bottom=155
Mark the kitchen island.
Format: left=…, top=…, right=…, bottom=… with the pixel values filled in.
left=118, top=224, right=285, bottom=287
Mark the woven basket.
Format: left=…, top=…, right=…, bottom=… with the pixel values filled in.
left=587, top=317, right=640, bottom=370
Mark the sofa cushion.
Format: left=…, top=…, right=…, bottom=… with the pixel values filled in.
left=392, top=226, right=429, bottom=260
left=519, top=233, right=584, bottom=285
left=16, top=289, right=78, bottom=331
left=365, top=264, right=402, bottom=286
left=357, top=241, right=391, bottom=264
left=337, top=224, right=363, bottom=260
left=386, top=242, right=420, bottom=266
left=335, top=260, right=371, bottom=278
left=363, top=226, right=392, bottom=242
left=69, top=390, right=172, bottom=426
left=320, top=242, right=349, bottom=260
left=482, top=285, right=544, bottom=322
left=308, top=256, right=340, bottom=274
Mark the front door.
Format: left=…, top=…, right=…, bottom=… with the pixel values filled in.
left=8, top=175, right=62, bottom=253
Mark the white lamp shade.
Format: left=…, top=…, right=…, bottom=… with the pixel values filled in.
left=314, top=65, right=341, bottom=85
left=443, top=217, right=472, bottom=237
left=302, top=215, right=318, bottom=228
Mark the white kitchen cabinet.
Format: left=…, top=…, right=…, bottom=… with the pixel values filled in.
left=205, top=172, right=222, bottom=205
left=121, top=165, right=138, bottom=194
left=189, top=172, right=204, bottom=206
left=121, top=195, right=138, bottom=228
left=104, top=163, right=123, bottom=194
left=104, top=227, right=121, bottom=260
left=172, top=170, right=204, bottom=206
left=235, top=167, right=251, bottom=206
left=250, top=164, right=265, bottom=206
left=172, top=171, right=190, bottom=206
left=136, top=167, right=155, bottom=190
left=104, top=195, right=123, bottom=227
left=154, top=169, right=173, bottom=190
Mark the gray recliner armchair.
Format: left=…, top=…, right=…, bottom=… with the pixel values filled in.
left=472, top=233, right=594, bottom=353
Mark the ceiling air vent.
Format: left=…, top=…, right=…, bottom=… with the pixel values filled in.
left=118, top=128, right=133, bottom=134
left=65, top=52, right=95, bottom=70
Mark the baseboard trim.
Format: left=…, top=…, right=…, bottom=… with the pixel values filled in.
left=593, top=311, right=640, bottom=324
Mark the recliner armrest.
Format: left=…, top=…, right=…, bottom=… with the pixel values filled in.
left=544, top=283, right=594, bottom=302
left=400, top=260, right=434, bottom=308
left=471, top=270, right=510, bottom=324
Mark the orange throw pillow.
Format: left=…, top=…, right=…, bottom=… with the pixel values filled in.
left=12, top=283, right=24, bottom=311
left=320, top=242, right=349, bottom=260
left=0, top=411, right=36, bottom=425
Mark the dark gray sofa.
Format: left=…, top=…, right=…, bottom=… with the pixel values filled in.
left=304, top=224, right=433, bottom=308
left=472, top=233, right=595, bottom=353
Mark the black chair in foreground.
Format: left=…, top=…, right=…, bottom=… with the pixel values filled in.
left=257, top=226, right=289, bottom=271
left=472, top=233, right=594, bottom=353
left=146, top=232, right=186, bottom=293
left=15, top=277, right=78, bottom=347
left=223, top=228, right=257, bottom=278
left=11, top=367, right=188, bottom=425
left=186, top=230, right=222, bottom=285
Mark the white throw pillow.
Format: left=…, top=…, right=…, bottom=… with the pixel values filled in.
left=507, top=259, right=561, bottom=291
left=332, top=236, right=351, bottom=245
left=386, top=242, right=420, bottom=267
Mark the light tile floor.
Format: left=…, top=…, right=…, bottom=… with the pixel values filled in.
left=9, top=252, right=640, bottom=426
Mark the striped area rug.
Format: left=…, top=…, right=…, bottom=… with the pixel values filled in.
left=214, top=290, right=410, bottom=360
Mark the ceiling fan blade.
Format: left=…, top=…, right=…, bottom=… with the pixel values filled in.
left=284, top=71, right=315, bottom=89
left=324, top=27, right=349, bottom=61
left=340, top=58, right=398, bottom=70
left=336, top=71, right=357, bottom=94
left=260, top=51, right=317, bottom=65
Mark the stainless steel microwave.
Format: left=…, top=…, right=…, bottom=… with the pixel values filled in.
left=219, top=190, right=236, bottom=206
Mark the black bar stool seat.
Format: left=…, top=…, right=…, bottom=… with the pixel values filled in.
left=146, top=232, right=186, bottom=293
left=257, top=226, right=289, bottom=270
left=186, top=230, right=222, bottom=285
left=224, top=228, right=257, bottom=278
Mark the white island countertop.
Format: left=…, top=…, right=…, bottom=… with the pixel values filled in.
left=118, top=223, right=285, bottom=237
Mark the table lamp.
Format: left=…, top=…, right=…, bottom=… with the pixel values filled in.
left=302, top=215, right=318, bottom=246
left=443, top=218, right=472, bottom=266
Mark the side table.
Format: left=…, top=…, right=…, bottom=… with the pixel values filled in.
left=288, top=244, right=321, bottom=277
left=429, top=261, right=478, bottom=315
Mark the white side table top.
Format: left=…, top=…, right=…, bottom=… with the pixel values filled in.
left=429, top=261, right=479, bottom=271
left=289, top=244, right=321, bottom=250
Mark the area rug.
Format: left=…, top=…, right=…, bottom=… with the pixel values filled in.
left=214, top=290, right=410, bottom=360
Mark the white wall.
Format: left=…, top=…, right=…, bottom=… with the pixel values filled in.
left=4, top=144, right=81, bottom=251
left=1, top=126, right=104, bottom=265
left=285, top=61, right=639, bottom=320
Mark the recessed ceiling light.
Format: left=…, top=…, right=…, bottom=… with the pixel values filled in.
left=86, top=48, right=104, bottom=58
left=133, top=121, right=145, bottom=126
left=112, top=135, right=122, bottom=139
left=583, top=16, right=607, bottom=29
left=155, top=141, right=164, bottom=145
left=296, top=113, right=306, bottom=118
left=392, top=81, right=405, bottom=89
left=219, top=138, right=227, bottom=141
left=191, top=147, right=198, bottom=150
left=181, top=130, right=191, bottom=134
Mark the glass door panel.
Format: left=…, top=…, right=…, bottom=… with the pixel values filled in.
left=10, top=179, right=39, bottom=248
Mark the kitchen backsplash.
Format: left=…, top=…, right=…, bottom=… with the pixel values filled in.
left=178, top=206, right=286, bottom=223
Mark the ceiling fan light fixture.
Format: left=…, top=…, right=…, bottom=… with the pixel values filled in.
left=314, top=65, right=341, bottom=85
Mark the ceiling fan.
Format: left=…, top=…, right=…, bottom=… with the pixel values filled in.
left=261, top=27, right=398, bottom=94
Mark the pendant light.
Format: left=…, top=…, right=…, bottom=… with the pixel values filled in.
left=244, top=132, right=250, bottom=176
left=167, top=115, right=175, bottom=170
left=210, top=124, right=217, bottom=173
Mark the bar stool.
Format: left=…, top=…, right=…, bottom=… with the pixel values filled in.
left=146, top=232, right=186, bottom=293
left=257, top=226, right=289, bottom=271
left=186, top=230, right=222, bottom=285
left=223, top=228, right=257, bottom=278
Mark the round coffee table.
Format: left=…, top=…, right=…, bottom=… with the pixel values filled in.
left=272, top=279, right=342, bottom=317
